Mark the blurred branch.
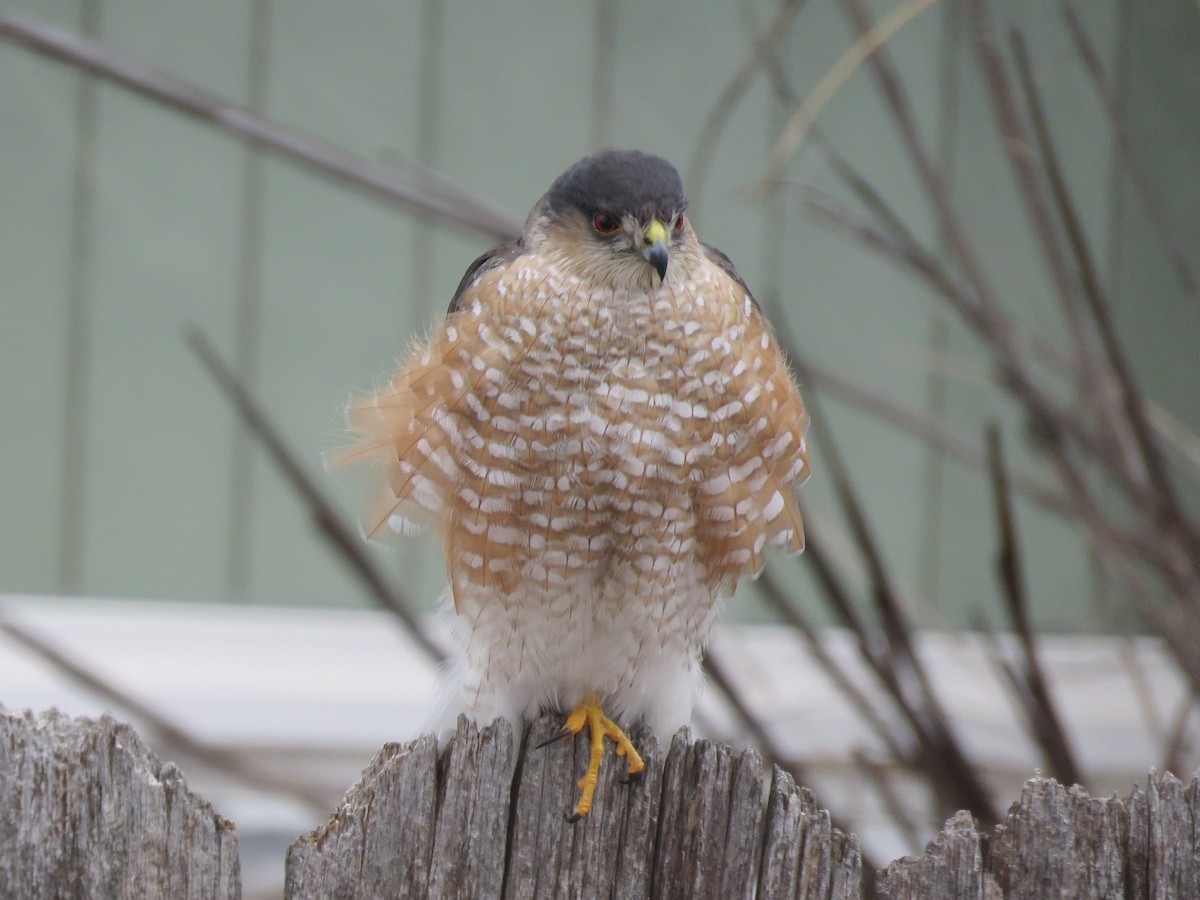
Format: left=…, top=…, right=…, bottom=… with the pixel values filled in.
left=687, top=0, right=807, bottom=208
left=798, top=187, right=962, bottom=305
left=852, top=749, right=927, bottom=852
left=807, top=131, right=922, bottom=257
left=969, top=15, right=1107, bottom=415
left=702, top=645, right=883, bottom=875
left=184, top=327, right=448, bottom=668
left=757, top=567, right=911, bottom=763
left=1162, top=690, right=1197, bottom=776
left=1116, top=636, right=1166, bottom=746
left=833, top=0, right=1078, bottom=438
left=589, top=0, right=617, bottom=148
left=801, top=174, right=1194, bottom=524
left=1149, top=401, right=1200, bottom=487
left=762, top=0, right=942, bottom=186
left=701, top=647, right=807, bottom=783
left=796, top=353, right=1074, bottom=519
left=0, top=613, right=329, bottom=815
left=0, top=13, right=521, bottom=242
left=1058, top=0, right=1200, bottom=307
left=787, top=366, right=999, bottom=822
left=797, top=184, right=1081, bottom=391
left=971, top=7, right=1200, bottom=574
left=810, top=0, right=1199, bottom=587
left=1007, top=29, right=1152, bottom=496
left=985, top=425, right=1082, bottom=788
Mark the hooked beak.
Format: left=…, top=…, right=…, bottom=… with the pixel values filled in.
left=640, top=218, right=669, bottom=281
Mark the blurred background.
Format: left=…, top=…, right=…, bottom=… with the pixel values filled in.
left=2, top=0, right=1198, bottom=895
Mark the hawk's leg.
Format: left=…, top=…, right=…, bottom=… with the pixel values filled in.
left=553, top=693, right=645, bottom=821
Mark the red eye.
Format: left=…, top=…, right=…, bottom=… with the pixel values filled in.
left=592, top=213, right=620, bottom=234
left=673, top=213, right=686, bottom=232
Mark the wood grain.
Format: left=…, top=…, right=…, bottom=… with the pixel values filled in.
left=0, top=706, right=239, bottom=900
left=11, top=706, right=1200, bottom=898
left=878, top=773, right=1200, bottom=899
left=285, top=715, right=860, bottom=899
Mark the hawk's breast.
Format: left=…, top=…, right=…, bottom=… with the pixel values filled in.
left=343, top=251, right=809, bottom=603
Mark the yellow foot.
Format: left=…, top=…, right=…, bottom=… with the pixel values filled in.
left=550, top=693, right=645, bottom=821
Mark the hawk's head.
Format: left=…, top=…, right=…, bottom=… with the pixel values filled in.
left=527, top=150, right=691, bottom=287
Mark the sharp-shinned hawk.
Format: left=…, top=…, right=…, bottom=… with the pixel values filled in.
left=339, top=150, right=809, bottom=818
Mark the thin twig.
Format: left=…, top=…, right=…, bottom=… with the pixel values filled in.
left=977, top=9, right=1200, bottom=573
left=831, top=0, right=1120, bottom=504
left=56, top=0, right=100, bottom=595
left=1116, top=635, right=1165, bottom=745
left=762, top=0, right=942, bottom=185
left=0, top=13, right=521, bottom=241
left=788, top=382, right=999, bottom=822
left=687, top=0, right=807, bottom=208
left=801, top=164, right=1174, bottom=526
left=852, top=748, right=927, bottom=852
left=0, top=613, right=330, bottom=815
left=969, top=14, right=1107, bottom=416
left=834, top=0, right=991, bottom=313
left=796, top=353, right=1074, bottom=519
left=757, top=568, right=912, bottom=762
left=986, top=425, right=1082, bottom=787
left=807, top=130, right=921, bottom=257
left=1161, top=689, right=1197, bottom=776
left=184, top=327, right=448, bottom=667
left=589, top=0, right=617, bottom=148
left=798, top=185, right=1080, bottom=385
left=1006, top=29, right=1151, bottom=496
left=701, top=647, right=806, bottom=783
left=1059, top=0, right=1200, bottom=307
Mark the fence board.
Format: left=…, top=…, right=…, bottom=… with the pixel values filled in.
left=0, top=706, right=239, bottom=900
left=878, top=773, right=1200, bottom=899
left=286, top=715, right=861, bottom=899
left=9, top=704, right=1200, bottom=898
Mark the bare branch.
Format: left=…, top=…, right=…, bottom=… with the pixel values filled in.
left=968, top=14, right=1107, bottom=417
left=972, top=11, right=1200, bottom=572
left=0, top=13, right=521, bottom=241
left=1006, top=29, right=1155, bottom=498
left=687, top=0, right=807, bottom=207
left=796, top=355, right=1074, bottom=519
left=184, top=328, right=448, bottom=668
left=1059, top=0, right=1200, bottom=307
left=0, top=613, right=330, bottom=815
left=800, top=385, right=999, bottom=823
left=701, top=647, right=807, bottom=783
left=762, top=0, right=942, bottom=185
left=1161, top=689, right=1197, bottom=776
left=985, top=425, right=1083, bottom=787
left=756, top=568, right=912, bottom=763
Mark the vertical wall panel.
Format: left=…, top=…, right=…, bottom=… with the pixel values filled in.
left=1, top=0, right=1195, bottom=628
left=0, top=0, right=84, bottom=593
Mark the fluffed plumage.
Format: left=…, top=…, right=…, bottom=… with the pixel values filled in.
left=337, top=149, right=809, bottom=749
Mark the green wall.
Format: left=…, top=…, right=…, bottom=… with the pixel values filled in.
left=1, top=0, right=1196, bottom=629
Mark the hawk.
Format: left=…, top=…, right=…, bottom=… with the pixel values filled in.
left=339, top=150, right=809, bottom=818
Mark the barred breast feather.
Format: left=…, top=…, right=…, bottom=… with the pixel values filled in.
left=336, top=244, right=809, bottom=609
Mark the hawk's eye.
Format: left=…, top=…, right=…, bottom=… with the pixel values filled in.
left=592, top=213, right=620, bottom=234
left=673, top=213, right=686, bottom=232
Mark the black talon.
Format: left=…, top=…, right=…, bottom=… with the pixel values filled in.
left=535, top=727, right=574, bottom=750
left=566, top=809, right=583, bottom=824
left=618, top=769, right=645, bottom=786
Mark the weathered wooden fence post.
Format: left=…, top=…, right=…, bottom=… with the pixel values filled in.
left=7, top=704, right=1200, bottom=898
left=879, top=774, right=1200, bottom=898
left=0, top=707, right=240, bottom=899
left=285, top=715, right=863, bottom=899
